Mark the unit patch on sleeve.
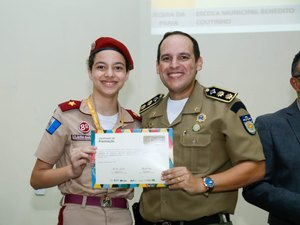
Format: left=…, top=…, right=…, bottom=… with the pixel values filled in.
left=240, top=114, right=256, bottom=135
left=46, top=117, right=61, bottom=135
left=205, top=86, right=237, bottom=103
left=139, top=94, right=164, bottom=114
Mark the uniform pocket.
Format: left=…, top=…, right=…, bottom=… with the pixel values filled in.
left=178, top=133, right=211, bottom=173
left=180, top=133, right=211, bottom=147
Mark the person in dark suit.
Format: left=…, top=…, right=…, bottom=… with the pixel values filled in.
left=242, top=50, right=300, bottom=225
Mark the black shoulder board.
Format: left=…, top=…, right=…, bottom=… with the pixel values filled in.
left=205, top=86, right=237, bottom=103
left=139, top=94, right=164, bottom=114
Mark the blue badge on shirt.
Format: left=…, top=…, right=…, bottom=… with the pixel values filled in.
left=46, top=117, right=61, bottom=135
left=240, top=114, right=256, bottom=135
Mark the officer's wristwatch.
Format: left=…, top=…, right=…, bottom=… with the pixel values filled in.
left=202, top=177, right=214, bottom=192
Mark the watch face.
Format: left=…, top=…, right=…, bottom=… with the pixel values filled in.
left=204, top=177, right=214, bottom=188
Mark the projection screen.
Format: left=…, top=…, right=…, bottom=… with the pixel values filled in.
left=151, top=0, right=300, bottom=34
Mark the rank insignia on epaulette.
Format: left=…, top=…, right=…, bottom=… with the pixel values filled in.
left=140, top=94, right=164, bottom=114
left=205, top=86, right=237, bottom=103
left=59, top=100, right=81, bottom=112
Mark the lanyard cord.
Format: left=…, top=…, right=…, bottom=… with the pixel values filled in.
left=87, top=95, right=124, bottom=130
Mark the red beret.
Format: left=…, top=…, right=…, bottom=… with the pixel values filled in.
left=90, top=37, right=134, bottom=70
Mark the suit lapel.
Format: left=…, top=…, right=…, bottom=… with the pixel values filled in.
left=286, top=100, right=300, bottom=145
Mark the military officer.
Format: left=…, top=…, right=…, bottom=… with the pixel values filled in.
left=137, top=31, right=265, bottom=225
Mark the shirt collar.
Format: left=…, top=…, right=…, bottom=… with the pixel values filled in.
left=80, top=97, right=134, bottom=123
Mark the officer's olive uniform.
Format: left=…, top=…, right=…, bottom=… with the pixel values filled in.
left=139, top=81, right=265, bottom=222
left=35, top=98, right=141, bottom=225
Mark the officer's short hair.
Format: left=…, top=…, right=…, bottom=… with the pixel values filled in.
left=156, top=31, right=201, bottom=63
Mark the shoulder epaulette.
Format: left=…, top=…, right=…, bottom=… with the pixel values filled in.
left=139, top=94, right=164, bottom=114
left=126, top=109, right=142, bottom=122
left=204, top=86, right=237, bottom=103
left=58, top=100, right=81, bottom=112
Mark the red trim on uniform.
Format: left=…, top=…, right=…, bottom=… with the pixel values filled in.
left=57, top=205, right=66, bottom=225
left=126, top=109, right=141, bottom=122
left=58, top=100, right=81, bottom=112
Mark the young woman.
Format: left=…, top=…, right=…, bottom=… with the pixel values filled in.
left=30, top=37, right=141, bottom=225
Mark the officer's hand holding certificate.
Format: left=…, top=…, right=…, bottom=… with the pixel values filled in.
left=91, top=128, right=173, bottom=188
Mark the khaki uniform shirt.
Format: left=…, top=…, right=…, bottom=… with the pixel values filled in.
left=35, top=98, right=141, bottom=199
left=140, top=81, right=265, bottom=222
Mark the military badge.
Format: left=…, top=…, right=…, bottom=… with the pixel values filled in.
left=217, top=91, right=224, bottom=97
left=209, top=89, right=216, bottom=95
left=79, top=121, right=90, bottom=134
left=196, top=113, right=207, bottom=123
left=225, top=93, right=233, bottom=100
left=193, top=113, right=207, bottom=132
left=240, top=114, right=256, bottom=135
left=205, top=86, right=237, bottom=103
left=140, top=94, right=164, bottom=114
left=59, top=100, right=81, bottom=112
left=46, top=117, right=61, bottom=135
left=192, top=123, right=201, bottom=132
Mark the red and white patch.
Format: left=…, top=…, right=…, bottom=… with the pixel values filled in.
left=79, top=121, right=90, bottom=134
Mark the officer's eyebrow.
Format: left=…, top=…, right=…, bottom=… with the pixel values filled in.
left=179, top=52, right=192, bottom=57
left=160, top=52, right=191, bottom=58
left=160, top=53, right=170, bottom=58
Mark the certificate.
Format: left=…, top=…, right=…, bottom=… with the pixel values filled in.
left=91, top=128, right=173, bottom=188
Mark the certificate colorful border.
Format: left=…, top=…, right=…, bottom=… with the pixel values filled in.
left=91, top=128, right=173, bottom=189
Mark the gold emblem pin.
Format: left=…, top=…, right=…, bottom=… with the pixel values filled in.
left=140, top=104, right=146, bottom=110
left=196, top=113, right=207, bottom=123
left=192, top=123, right=201, bottom=132
left=225, top=93, right=233, bottom=100
left=68, top=101, right=76, bottom=107
left=217, top=91, right=224, bottom=97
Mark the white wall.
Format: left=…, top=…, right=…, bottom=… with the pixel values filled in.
left=1, top=0, right=299, bottom=225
